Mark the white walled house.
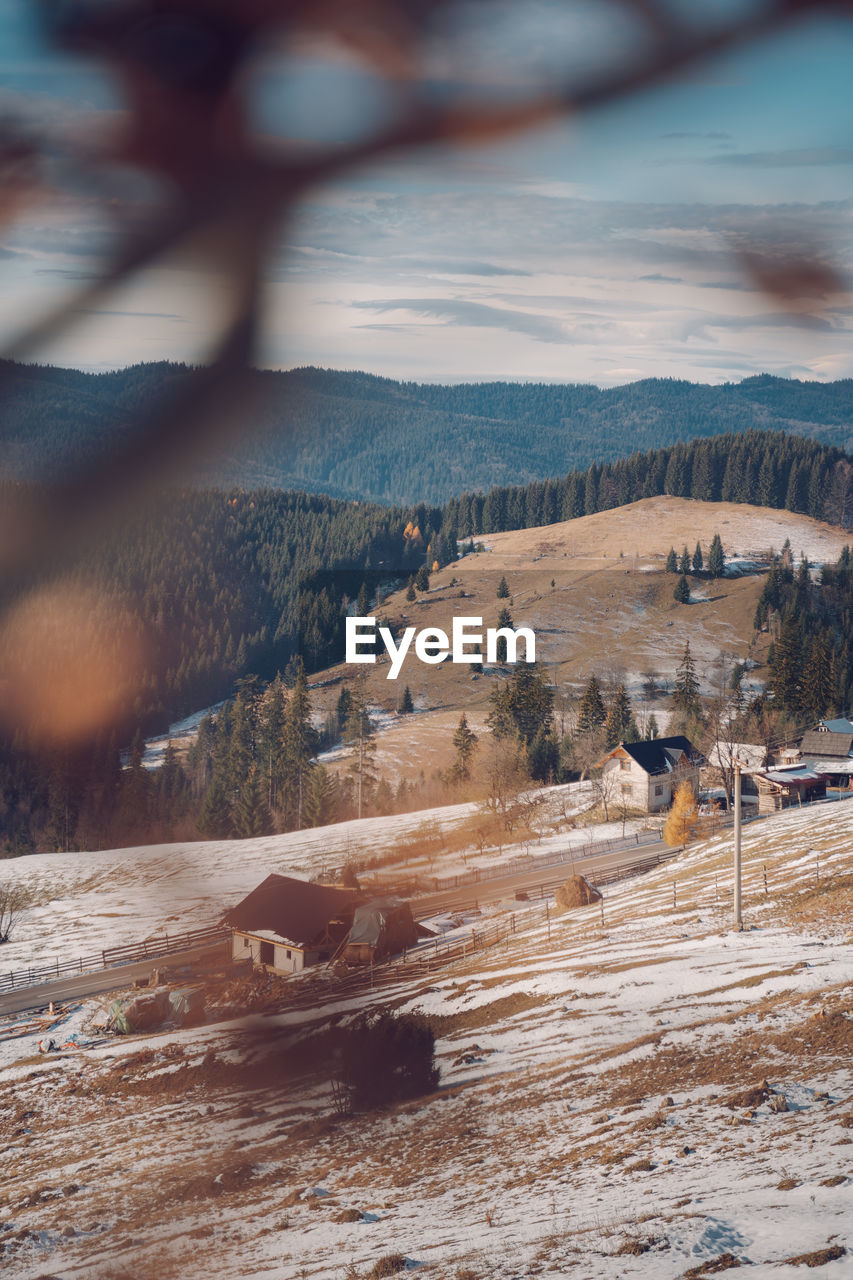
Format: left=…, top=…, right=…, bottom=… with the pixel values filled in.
left=600, top=736, right=704, bottom=813
left=223, top=874, right=357, bottom=975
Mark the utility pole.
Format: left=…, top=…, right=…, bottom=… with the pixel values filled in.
left=733, top=762, right=743, bottom=931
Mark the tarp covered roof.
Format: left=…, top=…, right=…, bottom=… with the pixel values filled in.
left=346, top=898, right=406, bottom=948
left=224, top=874, right=356, bottom=948
left=756, top=767, right=826, bottom=786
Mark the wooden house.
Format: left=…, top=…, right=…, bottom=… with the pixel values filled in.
left=599, top=736, right=704, bottom=813
left=224, top=874, right=358, bottom=974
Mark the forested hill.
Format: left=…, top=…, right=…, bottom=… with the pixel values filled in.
left=4, top=360, right=853, bottom=505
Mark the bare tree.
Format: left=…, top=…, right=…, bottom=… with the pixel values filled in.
left=0, top=885, right=27, bottom=943
left=478, top=737, right=529, bottom=834
left=589, top=766, right=621, bottom=823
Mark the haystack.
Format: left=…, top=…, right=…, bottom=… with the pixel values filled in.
left=554, top=874, right=602, bottom=911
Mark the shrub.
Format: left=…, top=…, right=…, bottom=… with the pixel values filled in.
left=335, top=1011, right=439, bottom=1111
left=368, top=1255, right=407, bottom=1278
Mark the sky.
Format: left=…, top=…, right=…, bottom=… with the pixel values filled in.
left=3, top=1, right=853, bottom=385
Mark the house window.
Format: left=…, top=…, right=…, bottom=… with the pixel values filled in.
left=619, top=759, right=631, bottom=771
left=286, top=949, right=292, bottom=959
left=621, top=783, right=632, bottom=796
left=655, top=783, right=663, bottom=796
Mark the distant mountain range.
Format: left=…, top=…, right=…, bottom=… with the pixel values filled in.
left=3, top=361, right=853, bottom=505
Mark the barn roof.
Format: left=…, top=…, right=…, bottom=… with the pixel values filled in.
left=614, top=736, right=704, bottom=777
left=799, top=731, right=853, bottom=758
left=223, top=874, right=356, bottom=948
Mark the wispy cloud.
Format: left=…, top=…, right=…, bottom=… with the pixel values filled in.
left=706, top=148, right=853, bottom=168
left=351, top=297, right=569, bottom=344
left=660, top=131, right=732, bottom=141
left=72, top=309, right=186, bottom=322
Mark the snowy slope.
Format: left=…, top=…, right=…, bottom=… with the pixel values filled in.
left=1, top=798, right=852, bottom=1279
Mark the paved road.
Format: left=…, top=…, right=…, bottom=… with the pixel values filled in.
left=2, top=842, right=675, bottom=1018
left=0, top=941, right=230, bottom=1018
left=412, top=838, right=673, bottom=917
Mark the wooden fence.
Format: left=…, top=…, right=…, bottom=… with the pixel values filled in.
left=429, top=827, right=663, bottom=892
left=0, top=924, right=229, bottom=995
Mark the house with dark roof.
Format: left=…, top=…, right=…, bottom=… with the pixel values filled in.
left=223, top=874, right=358, bottom=974
left=600, top=736, right=704, bottom=813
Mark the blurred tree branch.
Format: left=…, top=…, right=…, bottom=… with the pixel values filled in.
left=0, top=0, right=850, bottom=611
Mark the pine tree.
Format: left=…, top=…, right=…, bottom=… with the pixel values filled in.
left=672, top=641, right=702, bottom=720
left=494, top=605, right=514, bottom=663
left=258, top=677, right=285, bottom=814
left=707, top=532, right=726, bottom=578
left=769, top=617, right=803, bottom=717
left=679, top=547, right=691, bottom=575
left=663, top=780, right=699, bottom=848
left=343, top=682, right=376, bottom=819
left=400, top=685, right=414, bottom=714
left=232, top=765, right=272, bottom=838
left=801, top=632, right=833, bottom=723
left=447, top=713, right=478, bottom=784
left=604, top=683, right=632, bottom=749
left=304, top=765, right=338, bottom=828
left=406, top=579, right=416, bottom=602
left=197, top=778, right=232, bottom=838
left=282, top=659, right=317, bottom=830
left=692, top=541, right=703, bottom=573
left=665, top=547, right=678, bottom=573
left=673, top=575, right=690, bottom=603
left=488, top=662, right=554, bottom=743
left=414, top=564, right=430, bottom=591
left=646, top=713, right=660, bottom=740
left=577, top=674, right=606, bottom=734
left=497, top=575, right=510, bottom=598
left=528, top=728, right=559, bottom=783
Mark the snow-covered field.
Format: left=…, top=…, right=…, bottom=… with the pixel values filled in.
left=0, top=783, right=624, bottom=973
left=1, top=798, right=853, bottom=1278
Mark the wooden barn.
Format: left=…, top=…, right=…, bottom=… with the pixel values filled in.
left=753, top=765, right=828, bottom=814
left=224, top=874, right=358, bottom=974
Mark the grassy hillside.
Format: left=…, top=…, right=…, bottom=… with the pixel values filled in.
left=309, top=497, right=851, bottom=785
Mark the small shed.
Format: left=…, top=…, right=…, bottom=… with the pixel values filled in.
left=224, top=874, right=358, bottom=974
left=754, top=765, right=828, bottom=814
left=338, top=898, right=419, bottom=966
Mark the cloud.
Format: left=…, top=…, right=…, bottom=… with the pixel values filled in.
left=351, top=297, right=569, bottom=344
left=706, top=148, right=853, bottom=168
left=71, top=309, right=186, bottom=322
left=660, top=131, right=732, bottom=141
left=697, top=279, right=759, bottom=291
left=637, top=273, right=683, bottom=284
